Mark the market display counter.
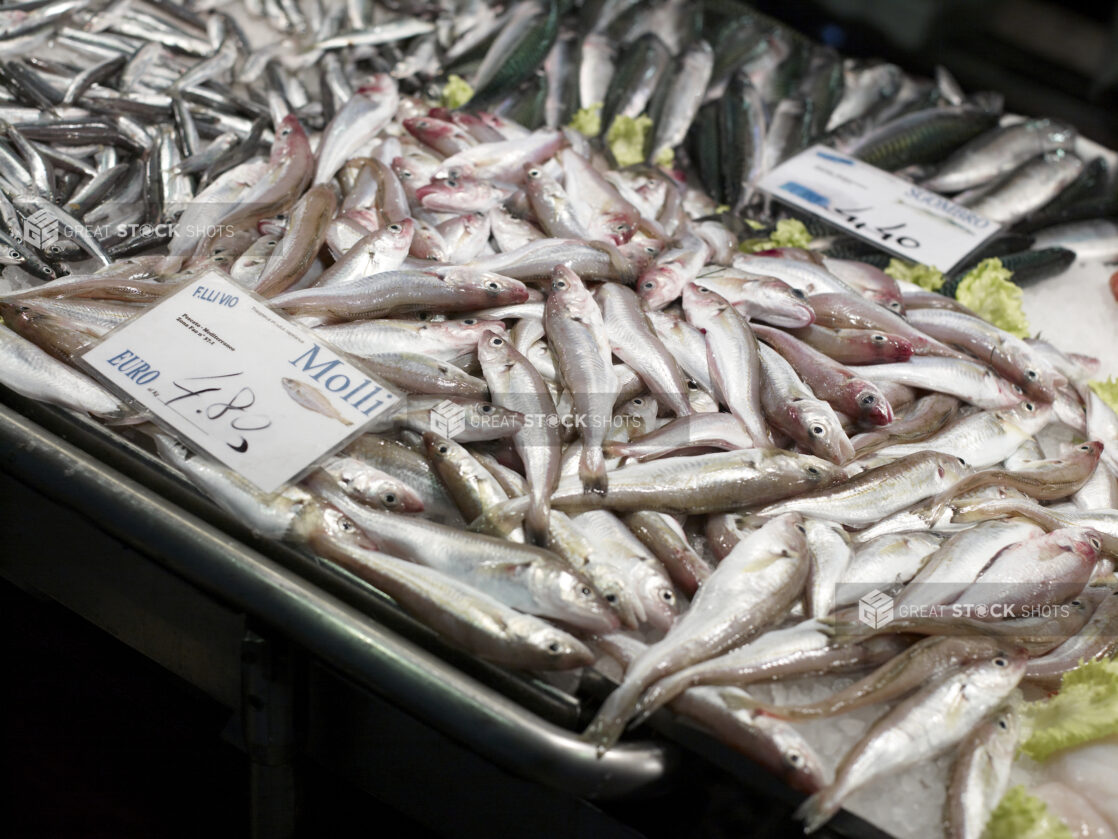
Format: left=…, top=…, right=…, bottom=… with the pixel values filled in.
left=0, top=387, right=890, bottom=838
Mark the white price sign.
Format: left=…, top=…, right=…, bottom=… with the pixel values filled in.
left=756, top=145, right=1002, bottom=272
left=83, top=271, right=398, bottom=492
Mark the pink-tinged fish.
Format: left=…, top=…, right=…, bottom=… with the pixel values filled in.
left=314, top=74, right=399, bottom=185
left=436, top=129, right=564, bottom=183
left=682, top=283, right=772, bottom=448
left=638, top=233, right=712, bottom=309
left=402, top=114, right=476, bottom=156
left=171, top=115, right=313, bottom=258
left=752, top=323, right=895, bottom=425
left=416, top=174, right=514, bottom=213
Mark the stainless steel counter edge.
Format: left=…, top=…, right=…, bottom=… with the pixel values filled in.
left=0, top=402, right=675, bottom=799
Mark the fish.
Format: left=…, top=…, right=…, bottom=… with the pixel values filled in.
left=630, top=622, right=905, bottom=728
left=0, top=324, right=127, bottom=419
left=583, top=514, right=809, bottom=751
left=944, top=699, right=1023, bottom=839
left=874, top=400, right=1051, bottom=467
left=281, top=377, right=354, bottom=426
left=758, top=451, right=972, bottom=527
left=544, top=266, right=619, bottom=493
left=307, top=471, right=617, bottom=633
left=921, top=118, right=1076, bottom=193
left=683, top=283, right=772, bottom=447
left=796, top=650, right=1027, bottom=832
left=297, top=501, right=592, bottom=670
left=477, top=329, right=560, bottom=544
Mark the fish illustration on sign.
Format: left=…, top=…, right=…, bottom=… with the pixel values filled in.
left=281, top=377, right=353, bottom=426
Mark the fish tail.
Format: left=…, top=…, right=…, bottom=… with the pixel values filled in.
left=795, top=787, right=842, bottom=834
left=582, top=681, right=643, bottom=753
left=580, top=446, right=609, bottom=495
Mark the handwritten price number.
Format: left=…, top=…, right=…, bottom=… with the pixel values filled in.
left=164, top=372, right=272, bottom=453
left=833, top=207, right=920, bottom=249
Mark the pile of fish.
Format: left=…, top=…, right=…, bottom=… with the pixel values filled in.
left=0, top=1, right=1117, bottom=837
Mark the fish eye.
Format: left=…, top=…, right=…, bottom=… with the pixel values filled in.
left=280, top=127, right=291, bottom=136
left=642, top=281, right=655, bottom=290
left=1079, top=444, right=1091, bottom=451
left=416, top=120, right=427, bottom=129
left=8, top=249, right=18, bottom=258
left=1025, top=370, right=1038, bottom=381
left=580, top=586, right=592, bottom=596
left=632, top=398, right=643, bottom=405
left=807, top=466, right=820, bottom=475
left=445, top=179, right=458, bottom=188
left=340, top=518, right=354, bottom=531
left=1072, top=599, right=1082, bottom=607
left=527, top=168, right=541, bottom=179
left=790, top=288, right=806, bottom=299
left=462, top=318, right=476, bottom=325
left=997, top=719, right=1008, bottom=730
left=957, top=457, right=967, bottom=466
left=686, top=379, right=698, bottom=390
left=644, top=246, right=656, bottom=255
left=399, top=169, right=412, bottom=178
left=889, top=301, right=902, bottom=311
left=389, top=223, right=402, bottom=232
left=486, top=281, right=499, bottom=290
left=860, top=394, right=876, bottom=406
left=696, top=286, right=710, bottom=293
left=810, top=424, right=824, bottom=436
left=787, top=751, right=804, bottom=766
left=1011, top=384, right=1024, bottom=394
left=1024, top=402, right=1034, bottom=411
left=43, top=267, right=54, bottom=276
left=1090, top=537, right=1102, bottom=551
left=479, top=404, right=493, bottom=413
left=993, top=657, right=1008, bottom=667
left=437, top=445, right=448, bottom=454
left=660, top=590, right=674, bottom=602
left=490, top=336, right=504, bottom=346
left=382, top=492, right=396, bottom=505
left=554, top=279, right=566, bottom=289
left=871, top=334, right=885, bottom=343
left=794, top=523, right=806, bottom=534
left=605, top=593, right=617, bottom=603
left=548, top=641, right=560, bottom=652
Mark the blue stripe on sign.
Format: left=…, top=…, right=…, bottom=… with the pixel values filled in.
left=780, top=182, right=829, bottom=207
left=815, top=151, right=854, bottom=165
